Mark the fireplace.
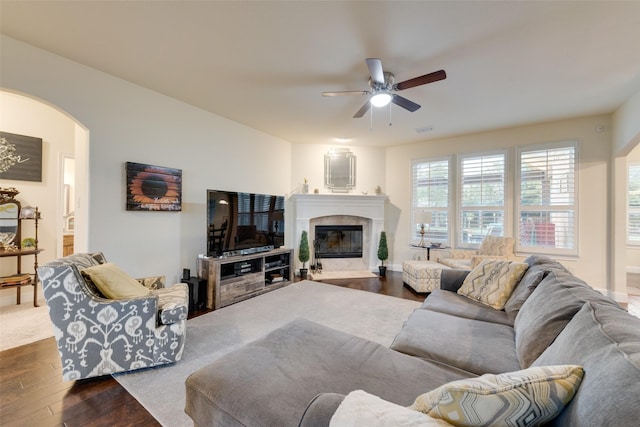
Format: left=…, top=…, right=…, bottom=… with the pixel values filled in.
left=288, top=194, right=388, bottom=271
left=315, top=225, right=363, bottom=258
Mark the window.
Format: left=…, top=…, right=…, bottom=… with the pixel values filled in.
left=411, top=158, right=450, bottom=244
left=516, top=142, right=577, bottom=255
left=458, top=152, right=505, bottom=248
left=628, top=163, right=640, bottom=245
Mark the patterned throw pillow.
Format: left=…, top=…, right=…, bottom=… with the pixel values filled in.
left=458, top=260, right=528, bottom=310
left=410, top=365, right=584, bottom=427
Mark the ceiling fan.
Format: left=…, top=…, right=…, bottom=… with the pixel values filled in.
left=322, top=58, right=446, bottom=118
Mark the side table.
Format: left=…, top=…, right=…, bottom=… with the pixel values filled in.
left=409, top=244, right=448, bottom=261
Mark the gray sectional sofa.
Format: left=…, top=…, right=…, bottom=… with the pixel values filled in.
left=185, top=255, right=640, bottom=426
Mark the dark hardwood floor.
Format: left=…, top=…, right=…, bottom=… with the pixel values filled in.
left=0, top=271, right=424, bottom=426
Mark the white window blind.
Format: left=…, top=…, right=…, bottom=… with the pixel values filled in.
left=411, top=158, right=450, bottom=244
left=517, top=142, right=577, bottom=255
left=458, top=152, right=505, bottom=248
left=628, top=163, right=640, bottom=245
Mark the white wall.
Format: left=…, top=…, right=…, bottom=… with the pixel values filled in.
left=612, top=89, right=640, bottom=298
left=385, top=115, right=612, bottom=294
left=0, top=92, right=76, bottom=306
left=1, top=35, right=291, bottom=286
left=290, top=143, right=387, bottom=196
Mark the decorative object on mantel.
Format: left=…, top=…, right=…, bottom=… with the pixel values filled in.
left=0, top=132, right=43, bottom=182
left=313, top=188, right=319, bottom=194
left=301, top=178, right=309, bottom=194
left=126, top=162, right=182, bottom=211
left=377, top=231, right=389, bottom=277
left=375, top=185, right=383, bottom=195
left=298, top=230, right=310, bottom=279
left=325, top=147, right=356, bottom=193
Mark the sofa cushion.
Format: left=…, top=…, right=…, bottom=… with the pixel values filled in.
left=478, top=235, right=515, bottom=256
left=410, top=365, right=584, bottom=427
left=81, top=262, right=151, bottom=299
left=438, top=258, right=472, bottom=270
left=532, top=302, right=640, bottom=427
left=154, top=283, right=189, bottom=325
left=457, top=260, right=528, bottom=310
left=185, top=318, right=474, bottom=427
left=514, top=270, right=620, bottom=368
left=503, top=265, right=547, bottom=323
left=390, top=309, right=520, bottom=375
left=329, top=390, right=452, bottom=426
left=421, top=289, right=512, bottom=326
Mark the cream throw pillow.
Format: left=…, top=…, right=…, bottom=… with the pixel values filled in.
left=82, top=263, right=150, bottom=299
left=330, top=390, right=453, bottom=427
left=410, top=365, right=584, bottom=427
left=457, top=260, right=528, bottom=309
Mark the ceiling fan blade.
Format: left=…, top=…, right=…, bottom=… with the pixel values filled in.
left=322, top=90, right=369, bottom=97
left=353, top=100, right=371, bottom=118
left=395, top=69, right=446, bottom=91
left=366, top=58, right=385, bottom=85
left=392, top=95, right=421, bottom=112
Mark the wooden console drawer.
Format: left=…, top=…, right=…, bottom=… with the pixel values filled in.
left=219, top=273, right=264, bottom=304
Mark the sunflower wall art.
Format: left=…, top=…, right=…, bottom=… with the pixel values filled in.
left=126, top=162, right=182, bottom=211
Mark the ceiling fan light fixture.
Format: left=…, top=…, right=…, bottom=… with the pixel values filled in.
left=370, top=91, right=392, bottom=108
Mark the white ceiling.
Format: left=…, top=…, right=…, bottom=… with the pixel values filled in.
left=1, top=1, right=639, bottom=147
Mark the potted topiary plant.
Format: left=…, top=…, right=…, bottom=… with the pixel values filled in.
left=377, top=230, right=389, bottom=277
left=299, top=230, right=310, bottom=279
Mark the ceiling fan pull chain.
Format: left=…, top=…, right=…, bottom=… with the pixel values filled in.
left=370, top=106, right=373, bottom=132
left=389, top=103, right=393, bottom=126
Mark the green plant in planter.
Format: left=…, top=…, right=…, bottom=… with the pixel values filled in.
left=299, top=230, right=310, bottom=279
left=377, top=231, right=389, bottom=276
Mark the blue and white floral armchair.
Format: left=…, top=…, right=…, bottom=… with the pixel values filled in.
left=38, top=252, right=188, bottom=381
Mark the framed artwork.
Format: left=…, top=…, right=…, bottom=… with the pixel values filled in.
left=126, top=162, right=182, bottom=211
left=0, top=131, right=43, bottom=182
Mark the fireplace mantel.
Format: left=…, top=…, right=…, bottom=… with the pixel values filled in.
left=287, top=193, right=388, bottom=271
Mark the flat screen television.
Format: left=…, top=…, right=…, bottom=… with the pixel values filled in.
left=207, top=189, right=285, bottom=257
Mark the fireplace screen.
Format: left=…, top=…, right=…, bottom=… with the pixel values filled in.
left=315, top=225, right=363, bottom=258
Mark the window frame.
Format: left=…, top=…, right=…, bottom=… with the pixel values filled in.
left=515, top=140, right=579, bottom=256
left=410, top=156, right=452, bottom=247
left=627, top=162, right=640, bottom=246
left=456, top=150, right=507, bottom=249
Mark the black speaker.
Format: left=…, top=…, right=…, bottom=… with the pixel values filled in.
left=181, top=276, right=206, bottom=313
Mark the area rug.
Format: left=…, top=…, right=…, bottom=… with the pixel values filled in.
left=0, top=295, right=52, bottom=352
left=114, top=280, right=421, bottom=426
left=308, top=270, right=378, bottom=280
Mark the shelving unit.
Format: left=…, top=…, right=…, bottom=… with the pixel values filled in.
left=0, top=206, right=43, bottom=306
left=206, top=247, right=293, bottom=310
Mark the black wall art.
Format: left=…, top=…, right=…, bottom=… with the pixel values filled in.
left=0, top=131, right=43, bottom=182
left=126, top=162, right=182, bottom=211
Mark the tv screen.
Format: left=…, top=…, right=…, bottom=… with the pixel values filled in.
left=207, top=190, right=285, bottom=257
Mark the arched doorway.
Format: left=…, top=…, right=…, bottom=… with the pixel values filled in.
left=0, top=90, right=89, bottom=269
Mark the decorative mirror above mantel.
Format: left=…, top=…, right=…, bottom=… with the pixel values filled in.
left=324, top=148, right=356, bottom=193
